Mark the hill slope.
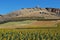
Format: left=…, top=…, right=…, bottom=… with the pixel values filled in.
left=0, top=7, right=60, bottom=28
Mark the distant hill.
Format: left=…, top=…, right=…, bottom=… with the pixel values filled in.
left=0, top=7, right=60, bottom=23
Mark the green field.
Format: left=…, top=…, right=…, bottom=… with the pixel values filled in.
left=0, top=28, right=60, bottom=40
left=0, top=20, right=58, bottom=28
left=0, top=20, right=60, bottom=40
left=0, top=24, right=60, bottom=40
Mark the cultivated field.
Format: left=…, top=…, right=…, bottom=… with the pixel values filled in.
left=0, top=20, right=60, bottom=40
left=0, top=20, right=58, bottom=28
left=0, top=28, right=60, bottom=40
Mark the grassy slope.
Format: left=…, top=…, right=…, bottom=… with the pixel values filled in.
left=0, top=20, right=35, bottom=28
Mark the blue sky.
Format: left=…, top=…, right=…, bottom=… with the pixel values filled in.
left=0, top=0, right=60, bottom=15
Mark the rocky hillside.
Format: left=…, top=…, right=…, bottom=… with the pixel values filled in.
left=0, top=7, right=60, bottom=23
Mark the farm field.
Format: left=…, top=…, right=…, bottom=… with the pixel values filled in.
left=0, top=20, right=58, bottom=28
left=0, top=28, right=60, bottom=40
left=0, top=20, right=60, bottom=40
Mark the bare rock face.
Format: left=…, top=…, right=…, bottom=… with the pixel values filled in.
left=0, top=7, right=60, bottom=23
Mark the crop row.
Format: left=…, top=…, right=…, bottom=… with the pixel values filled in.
left=0, top=31, right=60, bottom=40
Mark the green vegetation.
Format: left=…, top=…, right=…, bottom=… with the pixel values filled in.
left=0, top=20, right=57, bottom=28
left=0, top=20, right=60, bottom=40
left=0, top=29, right=60, bottom=40
left=0, top=20, right=35, bottom=28
left=0, top=17, right=45, bottom=24
left=0, top=20, right=33, bottom=25
left=0, top=22, right=59, bottom=40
